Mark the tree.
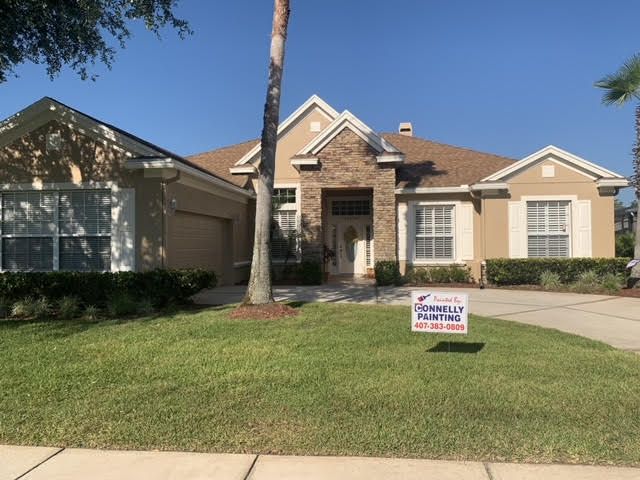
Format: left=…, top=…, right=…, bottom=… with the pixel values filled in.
left=0, top=0, right=190, bottom=83
left=596, top=54, right=640, bottom=282
left=243, top=0, right=291, bottom=305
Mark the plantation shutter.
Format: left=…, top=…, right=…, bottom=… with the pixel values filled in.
left=271, top=210, right=297, bottom=260
left=414, top=205, right=454, bottom=260
left=397, top=202, right=408, bottom=261
left=572, top=200, right=592, bottom=258
left=508, top=201, right=527, bottom=258
left=526, top=201, right=570, bottom=258
left=1, top=192, right=55, bottom=271
left=457, top=203, right=474, bottom=261
left=110, top=188, right=136, bottom=271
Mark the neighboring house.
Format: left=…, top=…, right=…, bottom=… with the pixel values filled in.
left=615, top=205, right=636, bottom=235
left=0, top=95, right=629, bottom=283
left=0, top=98, right=254, bottom=285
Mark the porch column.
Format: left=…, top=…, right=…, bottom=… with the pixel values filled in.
left=300, top=182, right=323, bottom=261
left=373, top=167, right=397, bottom=261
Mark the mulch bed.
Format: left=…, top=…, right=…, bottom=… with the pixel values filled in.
left=230, top=302, right=299, bottom=320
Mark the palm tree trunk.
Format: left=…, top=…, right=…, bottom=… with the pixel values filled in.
left=243, top=0, right=291, bottom=305
left=631, top=104, right=640, bottom=286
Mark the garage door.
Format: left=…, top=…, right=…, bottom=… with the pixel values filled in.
left=168, top=211, right=230, bottom=277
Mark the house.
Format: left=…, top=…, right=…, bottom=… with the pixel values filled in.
left=615, top=204, right=636, bottom=235
left=0, top=95, right=629, bottom=283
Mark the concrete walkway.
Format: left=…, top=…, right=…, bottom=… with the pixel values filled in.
left=2, top=446, right=638, bottom=480
left=194, top=285, right=640, bottom=352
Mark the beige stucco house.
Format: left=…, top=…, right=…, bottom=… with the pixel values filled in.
left=0, top=95, right=629, bottom=283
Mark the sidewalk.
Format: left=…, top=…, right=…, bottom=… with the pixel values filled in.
left=2, top=445, right=638, bottom=480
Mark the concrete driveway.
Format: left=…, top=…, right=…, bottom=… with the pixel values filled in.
left=194, top=285, right=640, bottom=353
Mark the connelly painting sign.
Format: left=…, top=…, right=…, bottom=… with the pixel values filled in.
left=411, top=291, right=468, bottom=335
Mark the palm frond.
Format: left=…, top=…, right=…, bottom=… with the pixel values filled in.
left=595, top=54, right=640, bottom=106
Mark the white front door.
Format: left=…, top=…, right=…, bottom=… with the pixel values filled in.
left=337, top=222, right=366, bottom=275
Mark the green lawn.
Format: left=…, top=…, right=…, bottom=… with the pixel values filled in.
left=1, top=303, right=639, bottom=465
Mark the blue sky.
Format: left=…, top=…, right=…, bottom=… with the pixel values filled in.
left=1, top=0, right=639, bottom=202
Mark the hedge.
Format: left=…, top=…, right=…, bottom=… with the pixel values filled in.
left=404, top=265, right=473, bottom=285
left=374, top=261, right=402, bottom=286
left=486, top=258, right=630, bottom=285
left=0, top=269, right=216, bottom=306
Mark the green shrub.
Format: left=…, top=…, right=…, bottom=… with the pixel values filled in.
left=0, top=297, right=9, bottom=318
left=298, top=261, right=322, bottom=285
left=539, top=271, right=562, bottom=290
left=137, top=299, right=155, bottom=316
left=83, top=305, right=100, bottom=322
left=107, top=293, right=138, bottom=318
left=486, top=258, right=629, bottom=285
left=375, top=261, right=402, bottom=286
left=404, top=268, right=431, bottom=284
left=600, top=273, right=624, bottom=294
left=11, top=297, right=35, bottom=318
left=570, top=270, right=600, bottom=294
left=32, top=297, right=51, bottom=319
left=0, top=269, right=216, bottom=307
left=616, top=233, right=635, bottom=258
left=58, top=296, right=80, bottom=319
left=405, top=265, right=472, bottom=285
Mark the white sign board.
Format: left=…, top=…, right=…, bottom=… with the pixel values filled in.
left=411, top=291, right=468, bottom=335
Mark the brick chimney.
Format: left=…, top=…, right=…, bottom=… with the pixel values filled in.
left=398, top=122, right=413, bottom=136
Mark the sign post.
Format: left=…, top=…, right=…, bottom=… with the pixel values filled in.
left=411, top=291, right=469, bottom=338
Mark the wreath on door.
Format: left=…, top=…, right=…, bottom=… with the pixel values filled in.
left=343, top=225, right=359, bottom=262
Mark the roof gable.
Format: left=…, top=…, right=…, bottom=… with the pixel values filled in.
left=0, top=97, right=253, bottom=197
left=234, top=94, right=339, bottom=166
left=481, top=145, right=626, bottom=182
left=297, top=110, right=402, bottom=158
left=0, top=97, right=173, bottom=159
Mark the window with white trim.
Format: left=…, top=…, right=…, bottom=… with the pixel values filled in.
left=527, top=200, right=570, bottom=257
left=271, top=210, right=297, bottom=261
left=271, top=187, right=298, bottom=261
left=414, top=205, right=454, bottom=261
left=1, top=190, right=111, bottom=271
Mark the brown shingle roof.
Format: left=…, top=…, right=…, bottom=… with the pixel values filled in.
left=381, top=133, right=514, bottom=189
left=187, top=134, right=514, bottom=190
left=187, top=139, right=259, bottom=188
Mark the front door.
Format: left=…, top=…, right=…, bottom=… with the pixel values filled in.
left=337, top=222, right=365, bottom=275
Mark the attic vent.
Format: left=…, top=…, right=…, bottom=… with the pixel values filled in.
left=310, top=121, right=321, bottom=132
left=398, top=122, right=413, bottom=137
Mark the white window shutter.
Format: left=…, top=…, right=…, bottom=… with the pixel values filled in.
left=508, top=201, right=527, bottom=258
left=457, top=203, right=474, bottom=260
left=572, top=200, right=592, bottom=258
left=111, top=188, right=136, bottom=271
left=397, top=202, right=408, bottom=261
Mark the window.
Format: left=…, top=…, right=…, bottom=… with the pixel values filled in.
left=1, top=190, right=111, bottom=271
left=414, top=205, right=454, bottom=261
left=331, top=199, right=370, bottom=216
left=527, top=200, right=570, bottom=257
left=271, top=210, right=297, bottom=261
left=273, top=188, right=296, bottom=206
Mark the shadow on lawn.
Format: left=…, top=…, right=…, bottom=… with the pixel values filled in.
left=0, top=304, right=219, bottom=338
left=427, top=341, right=485, bottom=354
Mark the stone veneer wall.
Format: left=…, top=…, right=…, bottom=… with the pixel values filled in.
left=299, top=128, right=397, bottom=263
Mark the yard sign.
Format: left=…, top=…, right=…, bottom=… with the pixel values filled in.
left=411, top=291, right=468, bottom=335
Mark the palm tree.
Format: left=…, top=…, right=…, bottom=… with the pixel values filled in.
left=243, top=0, right=291, bottom=305
left=596, top=54, right=640, bottom=283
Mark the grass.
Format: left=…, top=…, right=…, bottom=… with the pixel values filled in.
left=1, top=303, right=639, bottom=465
